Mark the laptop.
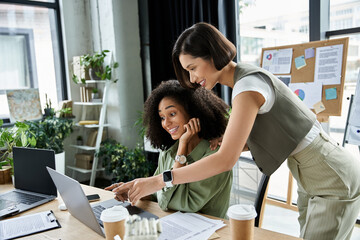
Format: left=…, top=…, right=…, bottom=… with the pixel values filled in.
left=0, top=147, right=57, bottom=218
left=46, top=167, right=158, bottom=237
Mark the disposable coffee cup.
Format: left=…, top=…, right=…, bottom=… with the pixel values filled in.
left=227, top=204, right=257, bottom=240
left=100, top=205, right=129, bottom=240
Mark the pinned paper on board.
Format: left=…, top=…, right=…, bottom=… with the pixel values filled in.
left=325, top=87, right=337, bottom=100
left=314, top=44, right=343, bottom=85
left=289, top=82, right=322, bottom=109
left=313, top=101, right=326, bottom=114
left=295, top=55, right=306, bottom=69
left=262, top=48, right=293, bottom=74
left=305, top=48, right=315, bottom=59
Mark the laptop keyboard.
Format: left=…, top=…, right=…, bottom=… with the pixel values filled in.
left=0, top=192, right=46, bottom=206
left=92, top=205, right=105, bottom=227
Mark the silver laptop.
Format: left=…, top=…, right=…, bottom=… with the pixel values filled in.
left=0, top=147, right=57, bottom=218
left=47, top=167, right=158, bottom=237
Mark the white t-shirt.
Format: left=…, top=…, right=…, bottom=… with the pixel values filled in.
left=231, top=73, right=321, bottom=155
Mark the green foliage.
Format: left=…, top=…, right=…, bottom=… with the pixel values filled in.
left=74, top=50, right=119, bottom=82
left=98, top=139, right=156, bottom=183
left=72, top=74, right=86, bottom=84
left=81, top=50, right=109, bottom=70
left=0, top=121, right=36, bottom=171
left=134, top=111, right=146, bottom=140
left=225, top=107, right=232, bottom=119
left=25, top=117, right=73, bottom=154
left=92, top=88, right=99, bottom=94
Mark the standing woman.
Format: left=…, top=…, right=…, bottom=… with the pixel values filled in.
left=113, top=22, right=360, bottom=240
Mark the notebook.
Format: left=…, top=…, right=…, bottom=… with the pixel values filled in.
left=0, top=147, right=57, bottom=218
left=47, top=167, right=158, bottom=237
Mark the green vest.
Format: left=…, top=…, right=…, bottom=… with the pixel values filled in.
left=233, top=63, right=316, bottom=176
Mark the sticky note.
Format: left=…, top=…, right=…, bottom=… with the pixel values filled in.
left=325, top=87, right=337, bottom=100
left=295, top=55, right=306, bottom=69
left=305, top=48, right=315, bottom=59
left=313, top=101, right=326, bottom=114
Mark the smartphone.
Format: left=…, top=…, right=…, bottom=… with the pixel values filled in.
left=86, top=194, right=100, bottom=202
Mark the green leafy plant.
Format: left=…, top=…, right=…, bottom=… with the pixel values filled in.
left=92, top=88, right=99, bottom=94
left=0, top=120, right=36, bottom=172
left=72, top=50, right=119, bottom=83
left=72, top=74, right=86, bottom=84
left=25, top=117, right=73, bottom=154
left=134, top=111, right=146, bottom=140
left=44, top=93, right=55, bottom=117
left=97, top=139, right=156, bottom=183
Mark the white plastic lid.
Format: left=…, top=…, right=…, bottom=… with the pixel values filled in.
left=100, top=205, right=129, bottom=222
left=227, top=204, right=257, bottom=220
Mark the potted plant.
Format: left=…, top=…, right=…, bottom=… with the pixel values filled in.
left=25, top=117, right=73, bottom=174
left=0, top=120, right=36, bottom=182
left=91, top=88, right=99, bottom=99
left=43, top=94, right=55, bottom=118
left=72, top=50, right=119, bottom=82
left=97, top=138, right=157, bottom=183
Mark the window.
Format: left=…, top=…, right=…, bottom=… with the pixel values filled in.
left=0, top=0, right=66, bottom=123
left=238, top=0, right=309, bottom=203
left=330, top=0, right=360, bottom=31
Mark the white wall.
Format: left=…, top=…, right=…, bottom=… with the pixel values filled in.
left=90, top=0, right=145, bottom=148
left=60, top=0, right=144, bottom=178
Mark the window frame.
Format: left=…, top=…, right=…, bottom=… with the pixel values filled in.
left=0, top=0, right=68, bottom=100
left=0, top=27, right=38, bottom=89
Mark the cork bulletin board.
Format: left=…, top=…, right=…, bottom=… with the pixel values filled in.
left=260, top=37, right=349, bottom=121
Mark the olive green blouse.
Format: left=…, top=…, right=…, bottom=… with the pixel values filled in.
left=153, top=139, right=233, bottom=218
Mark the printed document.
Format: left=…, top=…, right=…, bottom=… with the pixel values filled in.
left=158, top=211, right=225, bottom=240
left=0, top=210, right=60, bottom=240
left=314, top=44, right=343, bottom=85
left=262, top=48, right=293, bottom=74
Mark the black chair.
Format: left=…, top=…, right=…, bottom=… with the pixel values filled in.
left=230, top=155, right=270, bottom=227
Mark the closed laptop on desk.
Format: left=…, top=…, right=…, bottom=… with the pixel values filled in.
left=0, top=147, right=57, bottom=218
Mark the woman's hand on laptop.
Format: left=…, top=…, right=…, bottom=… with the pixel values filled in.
left=127, top=175, right=165, bottom=205
left=105, top=182, right=129, bottom=202
left=104, top=182, right=124, bottom=191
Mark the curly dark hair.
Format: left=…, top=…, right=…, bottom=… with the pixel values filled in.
left=143, top=80, right=229, bottom=150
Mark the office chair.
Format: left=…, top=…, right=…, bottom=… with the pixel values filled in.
left=230, top=155, right=270, bottom=227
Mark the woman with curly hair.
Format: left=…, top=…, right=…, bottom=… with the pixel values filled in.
left=107, top=80, right=232, bottom=218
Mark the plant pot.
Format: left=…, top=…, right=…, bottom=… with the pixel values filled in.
left=0, top=166, right=12, bottom=184
left=91, top=93, right=99, bottom=99
left=55, top=151, right=65, bottom=175
left=89, top=68, right=102, bottom=80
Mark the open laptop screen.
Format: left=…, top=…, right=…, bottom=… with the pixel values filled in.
left=13, top=147, right=57, bottom=196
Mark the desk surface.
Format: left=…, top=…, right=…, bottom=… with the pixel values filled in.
left=1, top=183, right=301, bottom=240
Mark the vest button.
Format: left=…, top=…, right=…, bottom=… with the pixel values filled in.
left=259, top=167, right=263, bottom=172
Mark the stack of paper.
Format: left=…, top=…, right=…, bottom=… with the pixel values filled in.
left=158, top=211, right=225, bottom=240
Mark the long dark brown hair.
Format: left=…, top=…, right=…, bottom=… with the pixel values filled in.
left=172, top=22, right=236, bottom=89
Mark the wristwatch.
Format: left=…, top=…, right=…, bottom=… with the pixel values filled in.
left=163, top=170, right=173, bottom=188
left=175, top=155, right=187, bottom=164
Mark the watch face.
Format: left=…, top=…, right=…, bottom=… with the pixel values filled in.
left=176, top=155, right=187, bottom=164
left=163, top=171, right=173, bottom=182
